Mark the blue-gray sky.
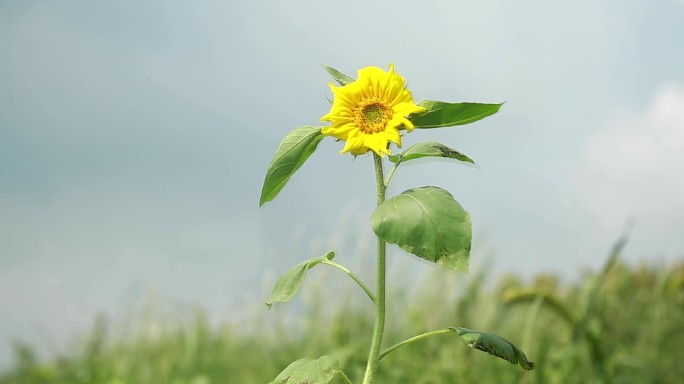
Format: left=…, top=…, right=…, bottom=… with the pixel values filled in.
left=1, top=0, right=683, bottom=367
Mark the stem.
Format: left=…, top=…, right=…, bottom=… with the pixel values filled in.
left=361, top=153, right=387, bottom=384
left=321, top=260, right=376, bottom=304
left=338, top=370, right=353, bottom=384
left=379, top=329, right=454, bottom=360
left=384, top=163, right=399, bottom=188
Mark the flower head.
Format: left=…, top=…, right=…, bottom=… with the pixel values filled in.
left=321, top=64, right=425, bottom=156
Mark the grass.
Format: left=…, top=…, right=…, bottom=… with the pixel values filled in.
left=2, top=258, right=683, bottom=384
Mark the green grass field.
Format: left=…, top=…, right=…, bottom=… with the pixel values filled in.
left=3, top=258, right=683, bottom=384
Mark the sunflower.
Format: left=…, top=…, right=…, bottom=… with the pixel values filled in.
left=321, top=64, right=426, bottom=156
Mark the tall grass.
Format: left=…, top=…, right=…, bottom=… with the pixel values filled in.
left=2, top=260, right=683, bottom=384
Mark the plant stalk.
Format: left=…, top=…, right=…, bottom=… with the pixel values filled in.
left=361, top=153, right=387, bottom=384
left=378, top=329, right=454, bottom=360
left=321, top=259, right=376, bottom=304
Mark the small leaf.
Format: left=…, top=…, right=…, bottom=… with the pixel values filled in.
left=409, top=101, right=503, bottom=128
left=371, top=186, right=471, bottom=272
left=268, top=356, right=340, bottom=384
left=260, top=126, right=324, bottom=207
left=265, top=254, right=331, bottom=309
left=323, top=66, right=355, bottom=86
left=388, top=140, right=475, bottom=165
left=451, top=327, right=535, bottom=370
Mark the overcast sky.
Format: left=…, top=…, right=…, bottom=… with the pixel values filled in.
left=1, top=0, right=683, bottom=367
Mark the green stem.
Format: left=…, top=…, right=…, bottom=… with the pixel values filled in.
left=338, top=370, right=353, bottom=384
left=379, top=329, right=453, bottom=360
left=321, top=260, right=376, bottom=304
left=384, top=163, right=399, bottom=188
left=361, top=153, right=387, bottom=384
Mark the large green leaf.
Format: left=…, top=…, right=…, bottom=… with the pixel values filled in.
left=388, top=140, right=475, bottom=166
left=409, top=101, right=503, bottom=128
left=259, top=126, right=324, bottom=207
left=371, top=186, right=471, bottom=272
left=268, top=356, right=341, bottom=384
left=322, top=65, right=355, bottom=86
left=451, top=327, right=536, bottom=370
left=265, top=252, right=334, bottom=309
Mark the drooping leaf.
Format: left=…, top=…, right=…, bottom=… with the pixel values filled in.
left=268, top=356, right=341, bottom=384
left=322, top=66, right=355, bottom=86
left=371, top=186, right=471, bottom=272
left=451, top=327, right=536, bottom=370
left=265, top=252, right=334, bottom=309
left=388, top=140, right=475, bottom=166
left=409, top=101, right=503, bottom=128
left=259, top=126, right=324, bottom=207
left=503, top=289, right=576, bottom=326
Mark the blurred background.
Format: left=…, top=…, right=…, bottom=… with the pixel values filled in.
left=1, top=0, right=683, bottom=382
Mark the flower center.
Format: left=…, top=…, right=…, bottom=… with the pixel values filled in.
left=354, top=98, right=393, bottom=134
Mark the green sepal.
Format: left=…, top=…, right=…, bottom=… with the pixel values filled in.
left=265, top=252, right=334, bottom=309
left=322, top=65, right=355, bottom=86
left=451, top=327, right=536, bottom=370
left=371, top=186, right=471, bottom=272
left=389, top=140, right=475, bottom=166
left=268, top=356, right=341, bottom=384
left=409, top=101, right=503, bottom=128
left=259, top=126, right=324, bottom=207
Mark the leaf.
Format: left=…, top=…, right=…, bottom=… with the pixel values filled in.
left=259, top=126, right=324, bottom=207
left=451, top=327, right=536, bottom=370
left=322, top=65, right=355, bottom=86
left=409, top=101, right=503, bottom=128
left=268, top=356, right=340, bottom=384
left=503, top=289, right=576, bottom=326
left=388, top=140, right=475, bottom=166
left=371, top=186, right=471, bottom=272
left=581, top=233, right=629, bottom=322
left=265, top=252, right=334, bottom=309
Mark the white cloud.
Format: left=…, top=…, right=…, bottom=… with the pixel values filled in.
left=569, top=83, right=684, bottom=252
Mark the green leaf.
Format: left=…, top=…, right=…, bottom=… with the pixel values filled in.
left=503, top=289, right=576, bottom=326
left=322, top=65, right=355, bottom=86
left=388, top=140, right=475, bottom=165
left=409, top=101, right=503, bottom=128
left=265, top=252, right=333, bottom=309
left=268, top=356, right=340, bottom=384
left=580, top=233, right=629, bottom=323
left=371, top=186, right=471, bottom=272
left=259, top=126, right=324, bottom=207
left=451, top=327, right=536, bottom=370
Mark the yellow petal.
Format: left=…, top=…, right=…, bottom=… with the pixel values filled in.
left=320, top=64, right=423, bottom=157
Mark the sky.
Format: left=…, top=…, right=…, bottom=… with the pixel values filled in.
left=1, top=0, right=683, bottom=368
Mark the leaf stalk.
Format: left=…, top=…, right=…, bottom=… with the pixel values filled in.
left=321, top=260, right=376, bottom=304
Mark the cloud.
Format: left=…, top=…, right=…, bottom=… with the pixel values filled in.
left=569, top=83, right=684, bottom=252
